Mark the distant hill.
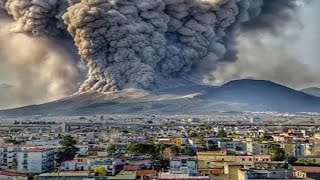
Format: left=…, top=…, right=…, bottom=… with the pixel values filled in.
left=1, top=79, right=320, bottom=117
left=300, top=87, right=320, bottom=97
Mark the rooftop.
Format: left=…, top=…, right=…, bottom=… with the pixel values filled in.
left=294, top=166, right=320, bottom=173
left=0, top=170, right=28, bottom=177
left=38, top=171, right=92, bottom=177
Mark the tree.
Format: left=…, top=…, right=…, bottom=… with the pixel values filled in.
left=217, top=130, right=227, bottom=138
left=181, top=147, right=196, bottom=156
left=268, top=144, right=285, bottom=161
left=259, top=135, right=273, bottom=142
left=107, top=144, right=116, bottom=155
left=287, top=155, right=297, bottom=165
left=94, top=166, right=107, bottom=176
left=56, top=135, right=79, bottom=164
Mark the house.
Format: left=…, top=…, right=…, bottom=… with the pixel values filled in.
left=62, top=157, right=91, bottom=171
left=62, top=157, right=118, bottom=175
left=235, top=155, right=271, bottom=163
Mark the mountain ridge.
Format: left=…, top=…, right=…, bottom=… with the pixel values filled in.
left=301, top=87, right=320, bottom=97
left=1, top=79, right=320, bottom=117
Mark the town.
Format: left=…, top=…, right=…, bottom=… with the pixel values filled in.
left=0, top=113, right=320, bottom=180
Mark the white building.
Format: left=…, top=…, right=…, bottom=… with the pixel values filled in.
left=17, top=148, right=55, bottom=173
left=62, top=157, right=118, bottom=175
left=76, top=145, right=89, bottom=156
left=246, top=141, right=269, bottom=155
left=62, top=157, right=91, bottom=171
left=25, top=139, right=61, bottom=146
left=170, top=156, right=198, bottom=176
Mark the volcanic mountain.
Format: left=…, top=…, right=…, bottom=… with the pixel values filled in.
left=1, top=79, right=320, bottom=117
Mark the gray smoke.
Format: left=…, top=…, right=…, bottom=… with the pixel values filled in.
left=0, top=19, right=85, bottom=108
left=244, top=0, right=301, bottom=34
left=0, top=0, right=81, bottom=36
left=210, top=33, right=320, bottom=89
left=0, top=0, right=304, bottom=94
left=210, top=0, right=320, bottom=89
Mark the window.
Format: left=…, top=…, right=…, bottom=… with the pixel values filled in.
left=242, top=158, right=245, bottom=161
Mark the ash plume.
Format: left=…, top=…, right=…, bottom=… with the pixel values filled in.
left=0, top=0, right=305, bottom=95
left=0, top=19, right=84, bottom=108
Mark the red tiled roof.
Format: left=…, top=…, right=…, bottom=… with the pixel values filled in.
left=124, top=165, right=140, bottom=171
left=294, top=166, right=320, bottom=173
left=0, top=170, right=28, bottom=177
left=23, top=148, right=48, bottom=152
left=136, top=170, right=158, bottom=176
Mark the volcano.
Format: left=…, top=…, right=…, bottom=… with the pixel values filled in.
left=1, top=79, right=320, bottom=118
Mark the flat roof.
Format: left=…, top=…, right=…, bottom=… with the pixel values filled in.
left=39, top=171, right=92, bottom=177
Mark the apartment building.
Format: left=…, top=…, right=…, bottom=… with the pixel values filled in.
left=17, top=148, right=55, bottom=173
left=246, top=141, right=269, bottom=155
left=0, top=146, right=19, bottom=169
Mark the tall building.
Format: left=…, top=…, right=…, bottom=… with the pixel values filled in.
left=17, top=148, right=55, bottom=173
left=0, top=146, right=19, bottom=169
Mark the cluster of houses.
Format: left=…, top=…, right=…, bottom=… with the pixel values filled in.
left=0, top=121, right=319, bottom=179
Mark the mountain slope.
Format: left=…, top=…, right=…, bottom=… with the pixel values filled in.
left=199, top=79, right=320, bottom=112
left=301, top=87, right=320, bottom=97
left=1, top=79, right=320, bottom=117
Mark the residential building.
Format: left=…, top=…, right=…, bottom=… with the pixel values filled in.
left=218, top=141, right=246, bottom=151
left=0, top=170, right=28, bottom=180
left=197, top=151, right=236, bottom=163
left=38, top=171, right=92, bottom=180
left=238, top=169, right=294, bottom=180
left=170, top=156, right=198, bottom=176
left=235, top=155, right=271, bottom=163
left=246, top=141, right=269, bottom=155
left=0, top=146, right=19, bottom=169
left=17, top=148, right=55, bottom=173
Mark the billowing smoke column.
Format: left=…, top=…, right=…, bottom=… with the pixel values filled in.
left=0, top=0, right=300, bottom=93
